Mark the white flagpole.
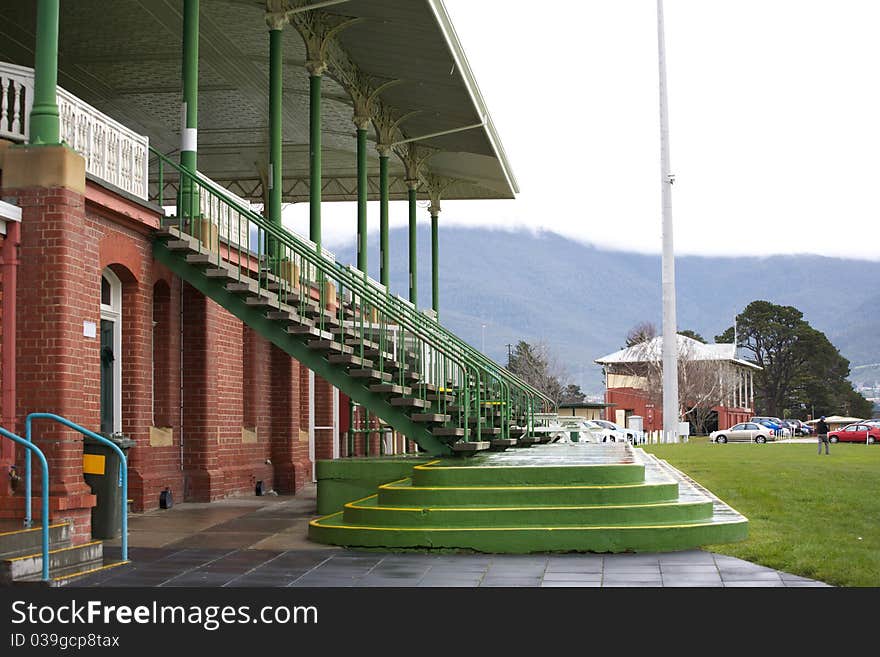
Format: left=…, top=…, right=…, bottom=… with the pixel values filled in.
left=658, top=0, right=680, bottom=443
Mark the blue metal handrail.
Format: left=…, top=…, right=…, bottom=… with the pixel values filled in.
left=25, top=413, right=128, bottom=562
left=0, top=426, right=50, bottom=581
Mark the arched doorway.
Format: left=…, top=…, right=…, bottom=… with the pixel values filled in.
left=100, top=268, right=122, bottom=436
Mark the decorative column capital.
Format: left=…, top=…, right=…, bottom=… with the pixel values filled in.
left=428, top=200, right=441, bottom=216
left=266, top=0, right=290, bottom=29
left=405, top=178, right=420, bottom=192
left=376, top=143, right=392, bottom=158
left=353, top=115, right=371, bottom=131
left=266, top=13, right=288, bottom=30
left=305, top=60, right=328, bottom=76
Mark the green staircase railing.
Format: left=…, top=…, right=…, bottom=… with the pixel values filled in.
left=149, top=148, right=553, bottom=454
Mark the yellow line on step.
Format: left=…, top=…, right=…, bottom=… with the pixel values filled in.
left=344, top=500, right=701, bottom=513
left=52, top=560, right=131, bottom=583
left=6, top=540, right=103, bottom=562
left=378, top=481, right=672, bottom=492
left=309, top=517, right=746, bottom=532
left=412, top=461, right=643, bottom=472
left=0, top=522, right=68, bottom=538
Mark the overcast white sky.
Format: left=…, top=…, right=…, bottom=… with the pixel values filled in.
left=289, top=0, right=880, bottom=262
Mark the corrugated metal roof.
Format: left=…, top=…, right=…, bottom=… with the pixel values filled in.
left=0, top=0, right=517, bottom=203
left=595, top=335, right=762, bottom=370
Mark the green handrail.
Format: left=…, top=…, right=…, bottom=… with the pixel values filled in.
left=149, top=147, right=552, bottom=447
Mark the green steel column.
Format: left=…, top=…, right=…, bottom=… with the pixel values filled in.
left=267, top=26, right=283, bottom=262
left=408, top=183, right=418, bottom=306
left=268, top=28, right=283, bottom=229
left=180, top=0, right=199, bottom=174
left=356, top=127, right=368, bottom=272
left=431, top=209, right=439, bottom=317
left=29, top=0, right=61, bottom=145
left=379, top=152, right=390, bottom=287
left=309, top=73, right=322, bottom=252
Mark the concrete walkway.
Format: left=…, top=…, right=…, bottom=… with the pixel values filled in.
left=76, top=485, right=829, bottom=588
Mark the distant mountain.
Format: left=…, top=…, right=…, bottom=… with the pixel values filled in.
left=333, top=227, right=880, bottom=395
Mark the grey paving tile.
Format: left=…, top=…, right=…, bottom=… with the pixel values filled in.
left=542, top=573, right=603, bottom=582
left=724, top=580, right=786, bottom=587
left=546, top=562, right=604, bottom=574
left=603, top=581, right=663, bottom=587
left=603, top=575, right=662, bottom=584
left=541, top=581, right=602, bottom=587
left=661, top=576, right=723, bottom=587
left=658, top=550, right=715, bottom=563
left=783, top=581, right=831, bottom=587
left=720, top=570, right=783, bottom=582
left=602, top=565, right=662, bottom=575
left=418, top=580, right=480, bottom=588
left=660, top=565, right=720, bottom=574
left=603, top=554, right=661, bottom=565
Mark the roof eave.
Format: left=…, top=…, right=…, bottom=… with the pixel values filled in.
left=427, top=0, right=519, bottom=197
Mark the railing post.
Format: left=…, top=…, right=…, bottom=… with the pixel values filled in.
left=0, top=428, right=49, bottom=581
left=29, top=0, right=61, bottom=145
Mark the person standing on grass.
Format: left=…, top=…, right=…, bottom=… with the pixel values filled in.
left=816, top=416, right=830, bottom=455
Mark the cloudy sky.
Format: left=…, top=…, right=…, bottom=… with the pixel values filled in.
left=287, top=0, right=880, bottom=262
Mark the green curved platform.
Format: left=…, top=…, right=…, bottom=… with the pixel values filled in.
left=309, top=444, right=749, bottom=554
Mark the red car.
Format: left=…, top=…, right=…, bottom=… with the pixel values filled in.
left=828, top=423, right=880, bottom=444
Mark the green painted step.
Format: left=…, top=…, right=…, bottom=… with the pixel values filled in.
left=376, top=479, right=680, bottom=508
left=410, top=460, right=645, bottom=486
left=342, top=494, right=714, bottom=528
left=309, top=512, right=748, bottom=554
left=309, top=444, right=750, bottom=554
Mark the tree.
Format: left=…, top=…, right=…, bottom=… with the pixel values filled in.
left=678, top=329, right=706, bottom=343
left=559, top=384, right=586, bottom=404
left=718, top=300, right=872, bottom=418
left=507, top=340, right=576, bottom=406
left=625, top=322, right=657, bottom=347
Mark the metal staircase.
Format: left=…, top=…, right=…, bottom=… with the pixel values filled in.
left=151, top=150, right=554, bottom=456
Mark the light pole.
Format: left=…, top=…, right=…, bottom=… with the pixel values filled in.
left=481, top=324, right=486, bottom=353
left=657, top=0, right=680, bottom=444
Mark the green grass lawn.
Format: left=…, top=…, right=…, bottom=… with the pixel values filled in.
left=643, top=439, right=880, bottom=587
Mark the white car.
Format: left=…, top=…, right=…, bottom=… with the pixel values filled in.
left=585, top=419, right=631, bottom=443
left=710, top=422, right=776, bottom=444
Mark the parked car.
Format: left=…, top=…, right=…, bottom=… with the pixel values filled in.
left=783, top=419, right=810, bottom=436
left=711, top=422, right=776, bottom=444
left=584, top=420, right=627, bottom=443
left=750, top=417, right=791, bottom=437
left=828, top=423, right=880, bottom=444
left=593, top=420, right=636, bottom=442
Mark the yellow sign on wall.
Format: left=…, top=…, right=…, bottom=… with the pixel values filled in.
left=83, top=453, right=106, bottom=475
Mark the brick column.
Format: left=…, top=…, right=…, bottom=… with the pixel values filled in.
left=128, top=274, right=184, bottom=511
left=181, top=284, right=223, bottom=501
left=1, top=146, right=96, bottom=542
left=270, top=346, right=310, bottom=493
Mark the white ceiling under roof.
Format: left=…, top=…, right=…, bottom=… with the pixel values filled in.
left=0, top=0, right=518, bottom=204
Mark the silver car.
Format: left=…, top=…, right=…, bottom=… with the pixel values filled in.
left=710, top=422, right=776, bottom=444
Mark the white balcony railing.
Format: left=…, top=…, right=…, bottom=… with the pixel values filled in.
left=1, top=62, right=149, bottom=201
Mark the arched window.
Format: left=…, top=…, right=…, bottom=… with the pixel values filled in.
left=100, top=268, right=122, bottom=435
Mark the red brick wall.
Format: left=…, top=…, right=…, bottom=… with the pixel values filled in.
left=7, top=186, right=98, bottom=542
left=0, top=175, right=317, bottom=533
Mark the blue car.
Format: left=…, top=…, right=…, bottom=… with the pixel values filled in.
left=750, top=417, right=790, bottom=437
